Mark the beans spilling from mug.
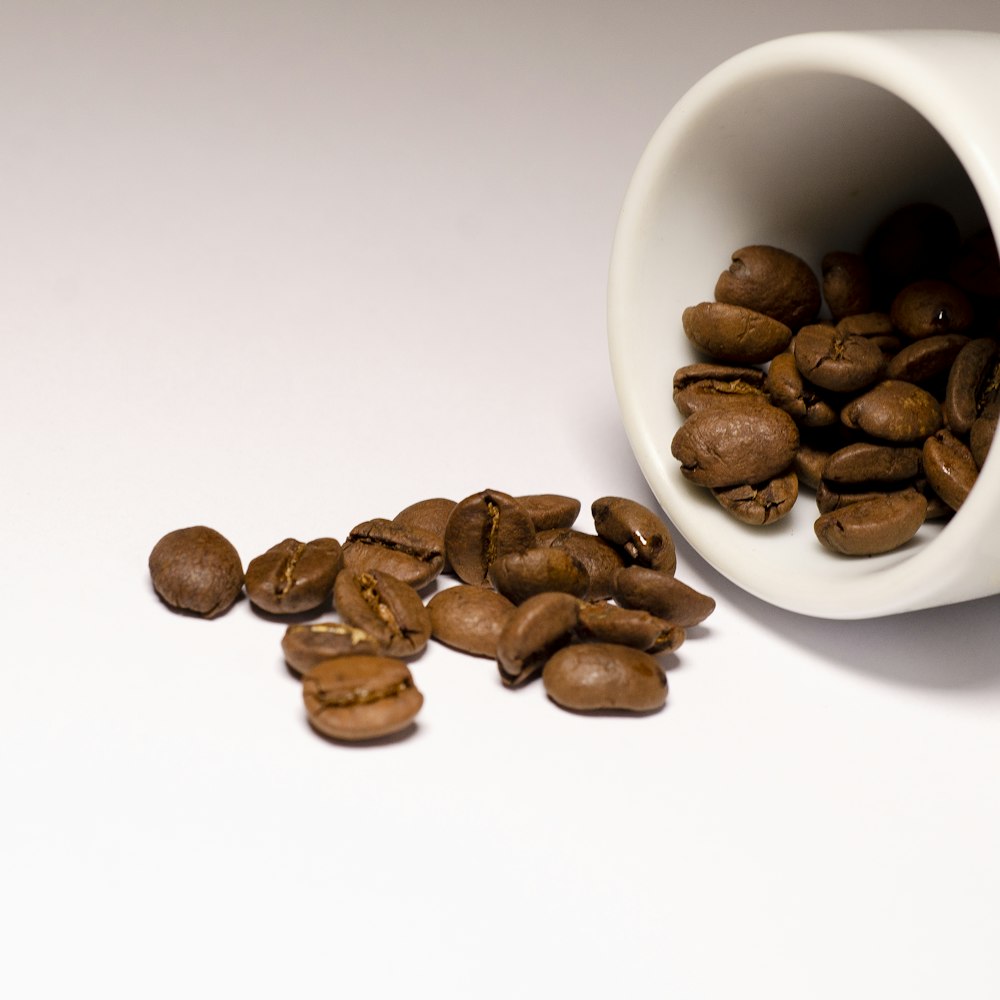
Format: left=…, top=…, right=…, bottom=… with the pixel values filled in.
left=148, top=491, right=714, bottom=743
left=672, top=202, right=1000, bottom=555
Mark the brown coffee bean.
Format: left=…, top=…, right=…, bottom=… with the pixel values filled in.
left=944, top=337, right=1000, bottom=434
left=922, top=429, right=979, bottom=511
left=613, top=566, right=715, bottom=627
left=495, top=591, right=580, bottom=688
left=971, top=398, right=999, bottom=468
left=712, top=471, right=799, bottom=525
left=542, top=643, right=668, bottom=713
left=793, top=441, right=832, bottom=491
left=682, top=302, right=792, bottom=364
left=889, top=279, right=975, bottom=339
left=835, top=312, right=894, bottom=337
left=815, top=482, right=896, bottom=515
left=673, top=363, right=768, bottom=416
left=671, top=400, right=799, bottom=488
left=592, top=496, right=677, bottom=575
left=575, top=601, right=685, bottom=654
left=333, top=569, right=431, bottom=658
left=813, top=488, right=927, bottom=555
left=444, top=490, right=536, bottom=586
left=535, top=528, right=626, bottom=601
left=148, top=525, right=244, bottom=618
left=245, top=537, right=343, bottom=615
left=427, top=585, right=516, bottom=658
left=821, top=251, right=873, bottom=321
left=514, top=494, right=582, bottom=532
left=764, top=352, right=808, bottom=419
left=392, top=498, right=456, bottom=573
left=792, top=324, right=886, bottom=393
left=822, top=442, right=922, bottom=484
left=841, top=380, right=943, bottom=442
left=342, top=518, right=444, bottom=589
left=488, top=547, right=589, bottom=604
left=885, top=333, right=970, bottom=384
left=302, top=656, right=423, bottom=742
left=281, top=622, right=380, bottom=676
left=714, top=245, right=821, bottom=330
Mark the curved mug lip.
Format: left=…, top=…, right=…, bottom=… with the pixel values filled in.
left=608, top=30, right=1000, bottom=619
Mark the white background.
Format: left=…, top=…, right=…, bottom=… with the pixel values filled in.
left=3, top=2, right=1000, bottom=997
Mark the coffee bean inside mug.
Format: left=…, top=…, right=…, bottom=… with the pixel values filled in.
left=671, top=202, right=1000, bottom=556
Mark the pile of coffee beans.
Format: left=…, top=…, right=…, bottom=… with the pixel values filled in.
left=671, top=203, right=1000, bottom=555
left=148, top=490, right=715, bottom=743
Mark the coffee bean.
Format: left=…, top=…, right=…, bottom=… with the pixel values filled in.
left=148, top=525, right=244, bottom=618
left=392, top=497, right=457, bottom=573
left=890, top=279, right=975, bottom=339
left=342, top=518, right=444, bottom=589
left=534, top=528, right=626, bottom=601
left=836, top=312, right=894, bottom=337
left=792, top=324, right=885, bottom=393
left=671, top=400, right=799, bottom=488
left=333, top=569, right=431, bottom=658
left=822, top=442, right=922, bottom=485
left=885, top=333, right=970, bottom=385
left=592, top=496, right=677, bottom=575
left=542, top=643, right=667, bottom=713
left=444, top=489, right=536, bottom=586
left=302, top=655, right=423, bottom=741
left=245, top=537, right=343, bottom=615
left=764, top=352, right=808, bottom=419
left=281, top=622, right=380, bottom=676
left=793, top=441, right=832, bottom=491
left=575, top=601, right=684, bottom=654
left=821, top=251, right=873, bottom=322
left=712, top=471, right=799, bottom=525
left=613, top=566, right=716, bottom=627
left=427, top=585, right=516, bottom=658
left=840, top=380, right=943, bottom=442
left=673, top=363, right=769, bottom=416
left=488, top=547, right=589, bottom=604
left=495, top=591, right=580, bottom=688
left=682, top=301, right=792, bottom=365
left=944, top=337, right=1000, bottom=434
left=813, top=489, right=927, bottom=556
left=971, top=399, right=999, bottom=468
left=514, top=494, right=581, bottom=531
left=814, top=482, right=894, bottom=515
left=922, top=429, right=979, bottom=511
left=714, top=245, right=821, bottom=330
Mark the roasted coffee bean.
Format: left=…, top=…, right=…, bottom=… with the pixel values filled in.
left=333, top=569, right=431, bottom=658
left=885, top=333, right=969, bottom=384
left=535, top=528, right=626, bottom=601
left=682, top=302, right=792, bottom=364
left=815, top=482, right=896, bottom=515
left=889, top=279, right=975, bottom=339
left=575, top=601, right=684, bottom=654
left=840, top=380, right=943, bottom=442
left=673, top=363, right=768, bottom=416
left=488, top=547, right=589, bottom=604
left=671, top=400, right=799, bottom=488
left=245, top=537, right=343, bottom=615
left=148, top=525, right=244, bottom=618
left=444, top=489, right=536, bottom=586
left=342, top=518, right=444, bottom=589
left=821, top=251, right=873, bottom=321
left=922, top=429, right=979, bottom=511
left=592, top=496, right=677, bottom=575
left=792, top=324, right=885, bottom=393
left=814, top=489, right=927, bottom=555
left=944, top=337, right=1000, bottom=434
left=542, top=643, right=668, bottom=713
left=514, top=494, right=581, bottom=532
left=392, top=498, right=456, bottom=573
left=714, top=244, right=821, bottom=330
left=495, top=591, right=580, bottom=688
left=835, top=312, right=894, bottom=337
left=712, top=471, right=798, bottom=525
left=302, top=656, right=423, bottom=742
left=793, top=441, right=832, bottom=491
left=613, top=566, right=715, bottom=627
left=281, top=622, right=380, bottom=676
left=822, top=442, right=922, bottom=485
left=427, top=585, right=516, bottom=658
left=764, top=352, right=807, bottom=419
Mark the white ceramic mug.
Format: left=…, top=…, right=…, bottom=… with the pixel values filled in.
left=608, top=30, right=1000, bottom=619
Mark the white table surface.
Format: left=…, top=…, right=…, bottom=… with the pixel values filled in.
left=3, top=3, right=999, bottom=998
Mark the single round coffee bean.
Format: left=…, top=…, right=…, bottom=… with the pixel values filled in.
left=822, top=442, right=922, bottom=485
left=575, top=601, right=684, bottom=654
left=488, top=547, right=589, bottom=604
left=535, top=528, right=626, bottom=601
left=592, top=496, right=677, bottom=575
left=444, top=489, right=536, bottom=586
left=333, top=569, right=431, bottom=658
left=922, top=429, right=979, bottom=512
left=813, top=488, right=927, bottom=556
left=682, top=302, right=792, bottom=364
left=513, top=494, right=581, bottom=532
left=613, top=566, right=716, bottom=627
left=671, top=400, right=799, bottom=488
left=889, top=279, right=975, bottom=339
left=673, top=363, right=768, bottom=416
left=712, top=471, right=799, bottom=526
left=840, top=380, right=943, bottom=442
left=792, top=324, right=885, bottom=393
left=427, top=585, right=516, bottom=658
left=245, top=537, right=343, bottom=615
left=342, top=518, right=444, bottom=589
left=302, top=655, right=423, bottom=742
left=392, top=497, right=457, bottom=573
left=281, top=622, right=381, bottom=676
left=884, top=333, right=969, bottom=385
left=821, top=250, right=873, bottom=322
left=714, top=244, right=821, bottom=330
left=148, top=525, right=244, bottom=618
left=944, top=337, right=1000, bottom=434
left=542, top=643, right=668, bottom=713
left=495, top=591, right=580, bottom=688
